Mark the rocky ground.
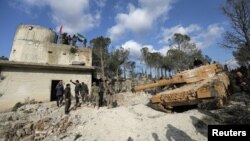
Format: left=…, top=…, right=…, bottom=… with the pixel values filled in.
left=0, top=92, right=249, bottom=141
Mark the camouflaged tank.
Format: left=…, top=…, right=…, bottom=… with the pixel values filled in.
left=134, top=64, right=230, bottom=112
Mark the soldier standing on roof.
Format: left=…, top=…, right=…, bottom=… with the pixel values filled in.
left=67, top=35, right=72, bottom=45
left=62, top=33, right=68, bottom=44
left=83, top=38, right=87, bottom=47
left=72, top=35, right=77, bottom=46
left=59, top=34, right=63, bottom=44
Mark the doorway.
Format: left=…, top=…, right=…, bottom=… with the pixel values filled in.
left=50, top=80, right=61, bottom=101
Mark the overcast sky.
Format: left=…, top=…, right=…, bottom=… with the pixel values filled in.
left=0, top=0, right=234, bottom=64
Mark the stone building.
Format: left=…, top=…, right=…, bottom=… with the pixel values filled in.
left=0, top=24, right=93, bottom=112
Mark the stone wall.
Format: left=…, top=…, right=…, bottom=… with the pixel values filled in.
left=0, top=67, right=92, bottom=112
left=14, top=24, right=57, bottom=43
left=10, top=42, right=92, bottom=66
left=9, top=24, right=92, bottom=66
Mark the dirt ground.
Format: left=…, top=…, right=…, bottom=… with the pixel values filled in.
left=0, top=92, right=249, bottom=141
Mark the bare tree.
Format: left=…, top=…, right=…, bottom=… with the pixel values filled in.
left=222, top=0, right=250, bottom=49
left=222, top=0, right=250, bottom=65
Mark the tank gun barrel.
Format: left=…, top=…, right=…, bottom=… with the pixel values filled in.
left=134, top=64, right=223, bottom=92
left=134, top=76, right=184, bottom=92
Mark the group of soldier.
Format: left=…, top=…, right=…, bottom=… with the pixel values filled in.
left=91, top=79, right=115, bottom=109
left=59, top=33, right=78, bottom=46
left=55, top=79, right=115, bottom=114
left=58, top=33, right=87, bottom=47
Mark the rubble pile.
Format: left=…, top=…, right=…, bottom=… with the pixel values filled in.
left=114, top=92, right=151, bottom=106
left=0, top=93, right=214, bottom=141
left=44, top=104, right=207, bottom=141
left=203, top=93, right=250, bottom=125
left=0, top=102, right=72, bottom=141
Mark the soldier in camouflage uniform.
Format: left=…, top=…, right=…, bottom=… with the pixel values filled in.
left=63, top=84, right=71, bottom=114
left=72, top=35, right=78, bottom=46
left=91, top=82, right=100, bottom=109
left=99, top=79, right=105, bottom=107
left=106, top=80, right=114, bottom=108
left=70, top=80, right=82, bottom=107
left=235, top=71, right=249, bottom=93
left=81, top=82, right=89, bottom=104
left=59, top=34, right=63, bottom=44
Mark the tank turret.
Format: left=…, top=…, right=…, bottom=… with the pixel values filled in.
left=135, top=64, right=230, bottom=112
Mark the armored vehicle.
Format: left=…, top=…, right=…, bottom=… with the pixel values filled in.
left=135, top=64, right=230, bottom=112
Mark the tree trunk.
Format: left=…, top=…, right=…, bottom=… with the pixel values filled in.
left=116, top=68, right=119, bottom=80
left=150, top=66, right=152, bottom=78
left=123, top=64, right=126, bottom=79
left=157, top=67, right=160, bottom=79
left=154, top=67, right=157, bottom=79
left=161, top=67, right=163, bottom=78
left=164, top=68, right=167, bottom=78
left=100, top=48, right=105, bottom=80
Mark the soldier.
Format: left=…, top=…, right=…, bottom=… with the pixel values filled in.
left=193, top=57, right=203, bottom=67
left=72, top=35, right=77, bottom=46
left=67, top=35, right=72, bottom=45
left=91, top=82, right=100, bottom=109
left=59, top=34, right=63, bottom=44
left=70, top=80, right=82, bottom=107
left=81, top=82, right=89, bottom=104
left=235, top=71, right=248, bottom=93
left=106, top=80, right=114, bottom=108
left=83, top=38, right=87, bottom=47
left=64, top=84, right=71, bottom=114
left=99, top=79, right=105, bottom=106
left=62, top=33, right=68, bottom=44
left=224, top=64, right=229, bottom=72
left=55, top=80, right=64, bottom=107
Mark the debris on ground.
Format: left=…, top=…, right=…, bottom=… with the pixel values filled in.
left=199, top=93, right=250, bottom=125
left=0, top=92, right=248, bottom=141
